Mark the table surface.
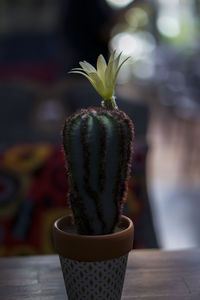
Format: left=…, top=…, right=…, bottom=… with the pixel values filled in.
left=0, top=249, right=200, bottom=300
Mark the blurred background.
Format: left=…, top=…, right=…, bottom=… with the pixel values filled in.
left=0, top=0, right=199, bottom=256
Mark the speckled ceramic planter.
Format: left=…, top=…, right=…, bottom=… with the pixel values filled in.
left=53, top=215, right=134, bottom=300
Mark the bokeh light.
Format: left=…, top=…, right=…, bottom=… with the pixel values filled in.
left=125, top=7, right=149, bottom=28
left=132, top=58, right=155, bottom=79
left=157, top=15, right=180, bottom=38
left=110, top=30, right=156, bottom=81
left=106, top=0, right=134, bottom=9
left=110, top=31, right=156, bottom=60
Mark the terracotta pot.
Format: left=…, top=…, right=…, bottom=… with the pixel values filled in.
left=53, top=215, right=134, bottom=300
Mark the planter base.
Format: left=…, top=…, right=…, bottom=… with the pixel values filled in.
left=60, top=254, right=128, bottom=300
left=53, top=215, right=134, bottom=299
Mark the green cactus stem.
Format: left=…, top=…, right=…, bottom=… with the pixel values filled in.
left=63, top=107, right=134, bottom=235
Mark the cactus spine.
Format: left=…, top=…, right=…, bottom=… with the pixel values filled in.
left=63, top=107, right=134, bottom=235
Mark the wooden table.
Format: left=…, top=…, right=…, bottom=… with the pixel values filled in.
left=0, top=249, right=200, bottom=299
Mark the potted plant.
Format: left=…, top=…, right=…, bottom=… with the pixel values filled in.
left=53, top=51, right=134, bottom=300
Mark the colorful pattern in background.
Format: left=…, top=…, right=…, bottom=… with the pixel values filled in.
left=0, top=141, right=157, bottom=256
left=0, top=144, right=70, bottom=256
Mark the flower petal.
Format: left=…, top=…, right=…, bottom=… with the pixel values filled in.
left=112, top=52, right=122, bottom=75
left=105, top=56, right=115, bottom=95
left=70, top=67, right=85, bottom=71
left=79, top=61, right=96, bottom=74
left=69, top=70, right=96, bottom=87
left=69, top=50, right=130, bottom=101
left=108, top=50, right=116, bottom=66
left=97, top=54, right=107, bottom=81
left=88, top=72, right=106, bottom=98
left=114, top=56, right=130, bottom=83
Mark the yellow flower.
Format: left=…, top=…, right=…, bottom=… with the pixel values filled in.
left=70, top=51, right=130, bottom=109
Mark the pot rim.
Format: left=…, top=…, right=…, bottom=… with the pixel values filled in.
left=53, top=215, right=134, bottom=262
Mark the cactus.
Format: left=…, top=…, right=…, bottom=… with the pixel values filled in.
left=63, top=51, right=134, bottom=235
